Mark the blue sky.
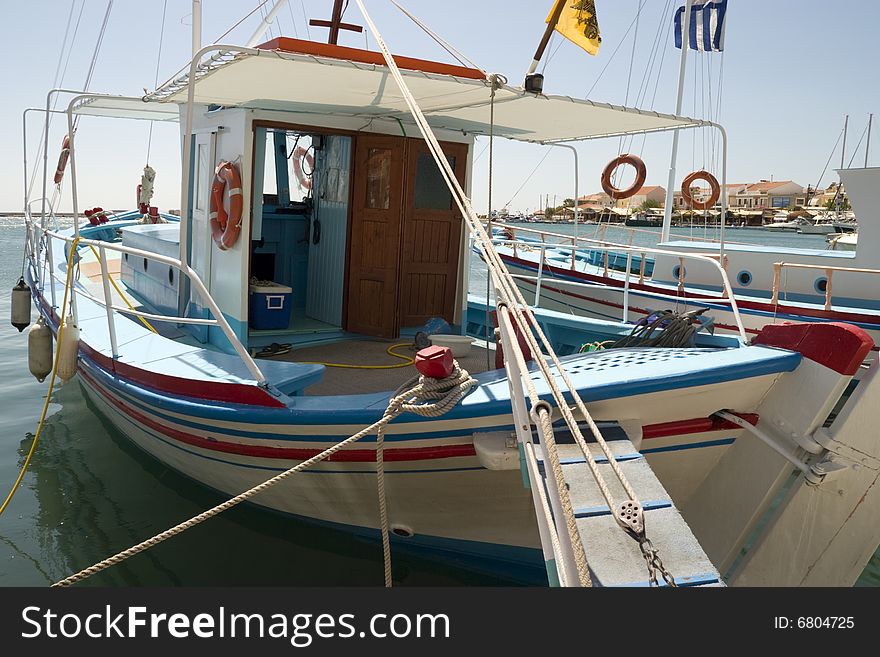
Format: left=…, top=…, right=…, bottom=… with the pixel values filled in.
left=1, top=0, right=878, bottom=214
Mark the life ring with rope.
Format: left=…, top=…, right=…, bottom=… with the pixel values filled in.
left=600, top=154, right=647, bottom=201
left=292, top=145, right=314, bottom=191
left=54, top=135, right=71, bottom=185
left=209, top=161, right=243, bottom=250
left=681, top=169, right=720, bottom=210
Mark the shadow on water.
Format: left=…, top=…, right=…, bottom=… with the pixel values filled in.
left=21, top=381, right=518, bottom=586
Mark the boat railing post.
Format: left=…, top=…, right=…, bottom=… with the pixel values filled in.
left=534, top=246, right=545, bottom=308
left=639, top=252, right=646, bottom=285
left=771, top=262, right=782, bottom=306
left=623, top=251, right=633, bottom=322
left=678, top=257, right=685, bottom=293
left=98, top=245, right=119, bottom=359
left=603, top=250, right=609, bottom=277
left=824, top=268, right=833, bottom=311
left=570, top=237, right=576, bottom=270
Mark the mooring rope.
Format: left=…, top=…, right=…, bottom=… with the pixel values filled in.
left=354, top=0, right=673, bottom=586
left=52, top=362, right=476, bottom=587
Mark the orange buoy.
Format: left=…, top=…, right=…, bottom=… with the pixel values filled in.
left=681, top=170, right=721, bottom=210
left=292, top=146, right=314, bottom=191
left=53, top=135, right=71, bottom=185
left=209, top=161, right=244, bottom=250
left=600, top=154, right=647, bottom=201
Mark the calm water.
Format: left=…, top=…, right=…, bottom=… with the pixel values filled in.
left=0, top=218, right=876, bottom=586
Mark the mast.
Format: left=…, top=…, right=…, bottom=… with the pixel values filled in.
left=661, top=0, right=694, bottom=242
left=246, top=0, right=292, bottom=48
left=191, top=0, right=201, bottom=57
left=524, top=0, right=566, bottom=91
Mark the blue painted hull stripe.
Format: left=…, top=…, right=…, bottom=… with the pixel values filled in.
left=640, top=437, right=736, bottom=453
left=609, top=572, right=720, bottom=587
left=575, top=499, right=672, bottom=519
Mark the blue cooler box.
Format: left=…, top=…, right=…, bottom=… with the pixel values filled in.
left=249, top=283, right=293, bottom=330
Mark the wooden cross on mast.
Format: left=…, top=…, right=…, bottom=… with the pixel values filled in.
left=309, top=0, right=363, bottom=45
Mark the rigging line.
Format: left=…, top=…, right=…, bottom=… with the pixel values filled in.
left=613, top=0, right=643, bottom=183
left=625, top=0, right=669, bottom=157
left=213, top=1, right=269, bottom=43
left=472, top=140, right=490, bottom=164
left=286, top=0, right=299, bottom=38
left=28, top=0, right=86, bottom=200
left=74, top=0, right=114, bottom=133
left=258, top=1, right=275, bottom=40
left=541, top=35, right=564, bottom=74
left=504, top=149, right=552, bottom=208
left=300, top=0, right=312, bottom=40
left=812, top=129, right=844, bottom=193
left=612, top=0, right=644, bottom=188
left=845, top=124, right=869, bottom=168
left=638, top=0, right=675, bottom=154
left=584, top=2, right=646, bottom=99
left=389, top=0, right=484, bottom=73
left=146, top=0, right=169, bottom=166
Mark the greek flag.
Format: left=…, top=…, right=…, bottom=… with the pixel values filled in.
left=674, top=0, right=727, bottom=52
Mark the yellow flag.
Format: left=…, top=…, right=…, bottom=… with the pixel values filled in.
left=548, top=0, right=601, bottom=56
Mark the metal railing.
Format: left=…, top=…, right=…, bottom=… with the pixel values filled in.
left=489, top=225, right=747, bottom=340
left=771, top=261, right=880, bottom=311
left=30, top=218, right=267, bottom=386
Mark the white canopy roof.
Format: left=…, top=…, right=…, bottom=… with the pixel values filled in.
left=144, top=48, right=710, bottom=144
left=72, top=96, right=180, bottom=122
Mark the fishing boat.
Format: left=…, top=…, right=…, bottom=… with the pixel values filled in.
left=491, top=1, right=880, bottom=362
left=12, top=0, right=880, bottom=586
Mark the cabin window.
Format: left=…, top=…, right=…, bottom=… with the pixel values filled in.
left=414, top=152, right=455, bottom=210
left=815, top=277, right=828, bottom=294
left=672, top=264, right=685, bottom=280
left=737, top=270, right=752, bottom=286
left=365, top=148, right=392, bottom=209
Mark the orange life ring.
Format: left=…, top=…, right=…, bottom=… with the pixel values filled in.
left=209, top=161, right=243, bottom=251
left=681, top=169, right=720, bottom=210
left=600, top=154, right=647, bottom=200
left=53, top=135, right=71, bottom=185
left=292, top=146, right=314, bottom=191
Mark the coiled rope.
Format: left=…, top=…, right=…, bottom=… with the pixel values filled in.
left=52, top=361, right=476, bottom=587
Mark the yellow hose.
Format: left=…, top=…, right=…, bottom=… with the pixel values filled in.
left=0, top=237, right=80, bottom=517
left=300, top=342, right=415, bottom=369
left=87, top=245, right=157, bottom=333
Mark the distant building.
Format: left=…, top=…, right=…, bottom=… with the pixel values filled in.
left=614, top=185, right=666, bottom=209
left=576, top=192, right=613, bottom=210
left=731, top=180, right=806, bottom=209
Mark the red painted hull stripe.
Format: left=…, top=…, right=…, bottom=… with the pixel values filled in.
left=80, top=366, right=753, bottom=463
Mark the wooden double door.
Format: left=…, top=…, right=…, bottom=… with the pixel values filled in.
left=346, top=135, right=467, bottom=338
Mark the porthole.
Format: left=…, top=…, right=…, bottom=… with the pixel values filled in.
left=390, top=524, right=414, bottom=538
left=815, top=277, right=828, bottom=293
left=737, top=270, right=752, bottom=286
left=672, top=264, right=686, bottom=280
